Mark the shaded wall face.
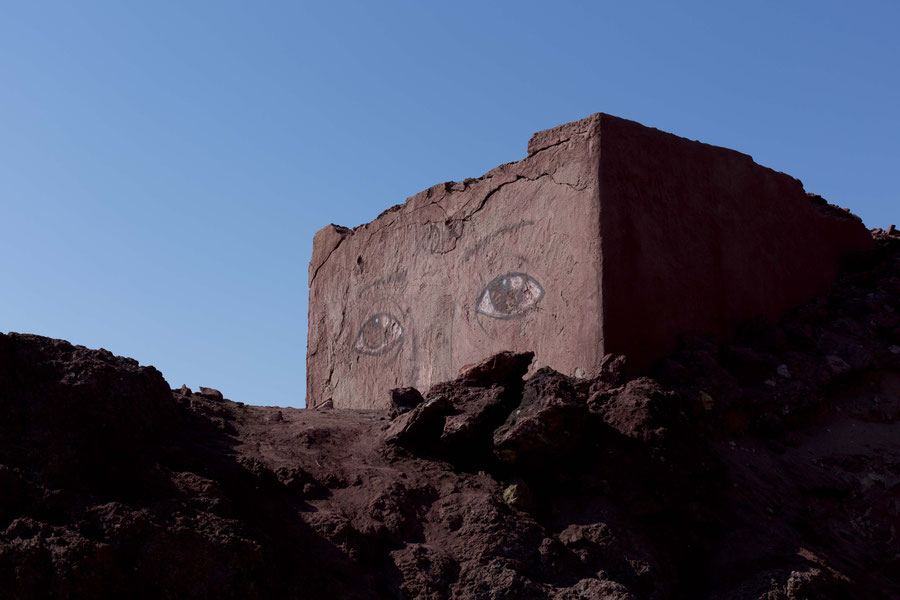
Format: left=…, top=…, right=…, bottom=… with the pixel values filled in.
left=309, top=165, right=601, bottom=409
left=597, top=117, right=874, bottom=370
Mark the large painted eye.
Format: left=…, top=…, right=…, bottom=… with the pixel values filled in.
left=475, top=272, right=544, bottom=319
left=354, top=313, right=403, bottom=355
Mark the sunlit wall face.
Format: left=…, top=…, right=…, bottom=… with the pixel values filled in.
left=308, top=129, right=603, bottom=409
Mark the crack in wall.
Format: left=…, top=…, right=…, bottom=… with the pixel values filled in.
left=451, top=171, right=588, bottom=226
left=311, top=124, right=587, bottom=289
left=321, top=285, right=349, bottom=401
left=453, top=175, right=527, bottom=224
left=309, top=229, right=351, bottom=288
left=361, top=196, right=451, bottom=242
left=549, top=173, right=590, bottom=193
left=527, top=136, right=571, bottom=158
left=311, top=197, right=451, bottom=288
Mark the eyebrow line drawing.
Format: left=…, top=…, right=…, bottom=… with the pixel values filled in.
left=358, top=269, right=408, bottom=295
left=461, top=219, right=535, bottom=262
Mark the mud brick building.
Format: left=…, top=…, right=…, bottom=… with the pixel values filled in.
left=306, top=114, right=872, bottom=409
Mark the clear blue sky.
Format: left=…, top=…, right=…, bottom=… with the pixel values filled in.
left=2, top=1, right=897, bottom=408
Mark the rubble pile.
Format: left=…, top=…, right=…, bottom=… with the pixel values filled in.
left=1, top=231, right=898, bottom=599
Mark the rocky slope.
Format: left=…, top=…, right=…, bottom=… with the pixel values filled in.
left=1, top=230, right=898, bottom=599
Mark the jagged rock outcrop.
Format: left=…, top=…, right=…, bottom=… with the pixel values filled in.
left=1, top=230, right=899, bottom=598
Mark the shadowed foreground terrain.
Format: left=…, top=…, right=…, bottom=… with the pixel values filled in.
left=1, top=231, right=898, bottom=599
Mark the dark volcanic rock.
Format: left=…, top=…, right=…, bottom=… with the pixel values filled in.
left=493, top=368, right=588, bottom=467
left=389, top=386, right=425, bottom=417
left=198, top=386, right=223, bottom=400
left=457, top=351, right=534, bottom=387
left=386, top=351, right=534, bottom=465
left=437, top=352, right=534, bottom=464
left=0, top=334, right=176, bottom=492
left=0, top=334, right=384, bottom=599
left=590, top=377, right=686, bottom=442
left=2, top=231, right=900, bottom=599
left=383, top=395, right=453, bottom=449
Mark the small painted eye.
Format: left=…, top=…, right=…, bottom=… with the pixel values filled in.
left=475, top=272, right=544, bottom=319
left=354, top=313, right=403, bottom=355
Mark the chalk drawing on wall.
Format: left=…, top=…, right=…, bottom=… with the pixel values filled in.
left=353, top=313, right=404, bottom=356
left=475, top=272, right=544, bottom=319
left=418, top=220, right=462, bottom=254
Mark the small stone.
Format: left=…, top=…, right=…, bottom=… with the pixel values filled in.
left=314, top=398, right=333, bottom=411
left=178, top=384, right=192, bottom=396
left=198, top=387, right=223, bottom=400
left=889, top=345, right=900, bottom=355
left=764, top=379, right=777, bottom=387
left=776, top=364, right=792, bottom=379
left=502, top=478, right=533, bottom=511
left=699, top=391, right=714, bottom=411
left=597, top=354, right=627, bottom=384
left=389, top=387, right=424, bottom=417
left=825, top=355, right=851, bottom=374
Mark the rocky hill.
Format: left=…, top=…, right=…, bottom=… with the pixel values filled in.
left=1, top=230, right=898, bottom=599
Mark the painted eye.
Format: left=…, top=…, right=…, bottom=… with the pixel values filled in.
left=475, top=272, right=544, bottom=319
left=354, top=313, right=403, bottom=355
